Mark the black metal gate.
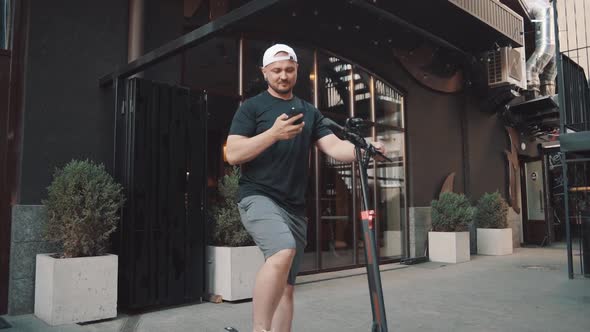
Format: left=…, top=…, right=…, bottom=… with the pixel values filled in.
left=114, top=78, right=207, bottom=309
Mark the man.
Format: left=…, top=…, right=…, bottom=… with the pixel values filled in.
left=226, top=44, right=385, bottom=332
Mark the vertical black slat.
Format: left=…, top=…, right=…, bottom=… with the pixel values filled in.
left=186, top=91, right=206, bottom=301
left=584, top=80, right=589, bottom=130
left=117, top=78, right=131, bottom=308
left=564, top=60, right=570, bottom=127
left=126, top=78, right=137, bottom=307
left=179, top=87, right=194, bottom=302
left=123, top=78, right=132, bottom=307
left=132, top=79, right=151, bottom=307
left=198, top=92, right=207, bottom=299
left=584, top=73, right=587, bottom=128
left=572, top=61, right=577, bottom=128
left=180, top=88, right=191, bottom=301
left=165, top=84, right=178, bottom=305
left=166, top=83, right=179, bottom=305
left=143, top=81, right=153, bottom=306
left=568, top=60, right=574, bottom=127
left=560, top=58, right=570, bottom=126
left=145, top=81, right=157, bottom=306
left=168, top=85, right=187, bottom=304
left=199, top=92, right=208, bottom=299
left=133, top=79, right=146, bottom=307
left=572, top=65, right=577, bottom=128
left=158, top=83, right=172, bottom=304
left=150, top=82, right=162, bottom=305
left=178, top=87, right=190, bottom=303
left=579, top=67, right=583, bottom=128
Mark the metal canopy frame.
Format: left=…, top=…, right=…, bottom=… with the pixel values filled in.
left=99, top=0, right=479, bottom=88
left=99, top=0, right=286, bottom=86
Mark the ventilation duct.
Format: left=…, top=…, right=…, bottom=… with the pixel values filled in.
left=524, top=0, right=557, bottom=96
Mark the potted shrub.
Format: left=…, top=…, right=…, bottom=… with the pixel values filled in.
left=428, top=192, right=474, bottom=263
left=35, top=160, right=125, bottom=325
left=207, top=167, right=263, bottom=301
left=475, top=192, right=512, bottom=255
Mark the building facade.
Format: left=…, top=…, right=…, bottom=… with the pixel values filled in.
left=3, top=0, right=582, bottom=315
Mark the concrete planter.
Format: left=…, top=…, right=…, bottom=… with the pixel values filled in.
left=428, top=232, right=470, bottom=263
left=477, top=228, right=513, bottom=255
left=34, top=253, right=117, bottom=325
left=206, top=245, right=264, bottom=301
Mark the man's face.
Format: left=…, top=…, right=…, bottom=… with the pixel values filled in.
left=261, top=52, right=298, bottom=96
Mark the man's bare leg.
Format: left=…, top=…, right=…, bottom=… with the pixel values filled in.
left=252, top=249, right=295, bottom=332
left=271, top=285, right=294, bottom=332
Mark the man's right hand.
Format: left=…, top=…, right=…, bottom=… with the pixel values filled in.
left=269, top=113, right=305, bottom=141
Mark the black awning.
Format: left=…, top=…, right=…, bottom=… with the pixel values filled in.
left=101, top=0, right=519, bottom=87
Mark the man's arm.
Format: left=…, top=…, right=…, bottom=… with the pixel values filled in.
left=226, top=113, right=305, bottom=165
left=315, top=134, right=385, bottom=163
left=315, top=134, right=356, bottom=162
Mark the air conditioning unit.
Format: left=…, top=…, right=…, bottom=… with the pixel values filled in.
left=484, top=46, right=526, bottom=90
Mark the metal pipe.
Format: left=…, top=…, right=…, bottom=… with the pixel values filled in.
left=525, top=0, right=557, bottom=95
left=128, top=0, right=145, bottom=64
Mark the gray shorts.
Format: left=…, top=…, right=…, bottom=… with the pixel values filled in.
left=237, top=195, right=307, bottom=285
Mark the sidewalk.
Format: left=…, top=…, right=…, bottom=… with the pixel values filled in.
left=2, top=247, right=589, bottom=332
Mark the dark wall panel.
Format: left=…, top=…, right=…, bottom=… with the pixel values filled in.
left=465, top=97, right=509, bottom=202
left=143, top=0, right=184, bottom=85
left=403, top=90, right=466, bottom=206
left=19, top=1, right=128, bottom=204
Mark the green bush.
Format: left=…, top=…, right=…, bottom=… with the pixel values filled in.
left=210, top=167, right=254, bottom=247
left=43, top=160, right=125, bottom=258
left=474, top=192, right=508, bottom=229
left=431, top=192, right=475, bottom=232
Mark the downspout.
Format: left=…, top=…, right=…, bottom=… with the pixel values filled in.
left=128, top=0, right=145, bottom=69
left=525, top=0, right=557, bottom=96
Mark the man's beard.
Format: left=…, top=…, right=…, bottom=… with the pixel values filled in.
left=269, top=81, right=292, bottom=96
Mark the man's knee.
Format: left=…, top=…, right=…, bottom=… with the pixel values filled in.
left=267, top=248, right=296, bottom=271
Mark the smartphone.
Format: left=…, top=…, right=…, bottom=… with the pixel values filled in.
left=287, top=107, right=304, bottom=125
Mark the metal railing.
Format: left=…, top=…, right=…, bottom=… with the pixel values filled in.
left=554, top=0, right=590, bottom=279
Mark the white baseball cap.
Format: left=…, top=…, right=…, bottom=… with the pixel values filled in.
left=262, top=44, right=298, bottom=67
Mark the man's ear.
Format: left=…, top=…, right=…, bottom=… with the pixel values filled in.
left=260, top=67, right=267, bottom=81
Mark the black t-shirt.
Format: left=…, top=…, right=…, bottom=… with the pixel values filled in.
left=228, top=91, right=332, bottom=215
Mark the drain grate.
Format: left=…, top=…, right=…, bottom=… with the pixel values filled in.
left=521, top=265, right=558, bottom=271
left=0, top=317, right=12, bottom=329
